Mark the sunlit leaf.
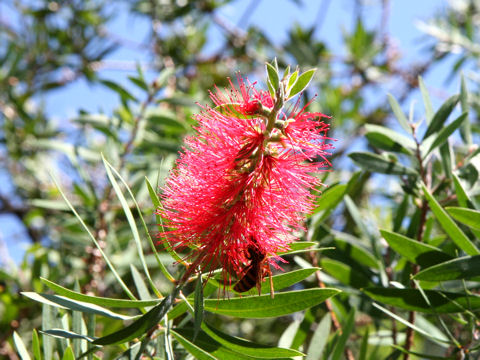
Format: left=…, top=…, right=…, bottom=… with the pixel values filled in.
left=421, top=183, right=479, bottom=255
left=446, top=207, right=480, bottom=231
left=203, top=288, right=340, bottom=318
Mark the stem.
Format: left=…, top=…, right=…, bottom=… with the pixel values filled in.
left=309, top=251, right=355, bottom=360
left=404, top=127, right=430, bottom=360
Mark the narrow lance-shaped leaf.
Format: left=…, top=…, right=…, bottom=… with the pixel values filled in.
left=446, top=207, right=480, bottom=231
left=313, top=184, right=347, bottom=214
left=171, top=331, right=216, bottom=360
left=365, top=287, right=480, bottom=313
left=50, top=173, right=136, bottom=300
left=100, top=79, right=137, bottom=102
left=13, top=331, right=32, bottom=360
left=93, top=286, right=180, bottom=345
left=373, top=303, right=450, bottom=345
left=387, top=93, right=411, bottom=133
left=202, top=288, right=340, bottom=318
left=380, top=229, right=453, bottom=267
left=32, top=329, right=41, bottom=360
left=330, top=308, right=355, bottom=360
left=421, top=183, right=479, bottom=255
left=460, top=73, right=472, bottom=145
left=349, top=152, right=417, bottom=176
left=266, top=62, right=279, bottom=93
left=418, top=76, right=434, bottom=123
left=40, top=278, right=161, bottom=308
left=145, top=176, right=185, bottom=272
left=414, top=255, right=480, bottom=281
left=172, top=329, right=256, bottom=360
left=423, top=94, right=460, bottom=140
left=194, top=271, right=204, bottom=341
left=306, top=313, right=331, bottom=360
left=365, top=124, right=415, bottom=154
left=424, top=112, right=468, bottom=156
left=21, top=292, right=136, bottom=320
left=202, top=322, right=304, bottom=359
left=288, top=69, right=316, bottom=99
left=103, top=156, right=161, bottom=298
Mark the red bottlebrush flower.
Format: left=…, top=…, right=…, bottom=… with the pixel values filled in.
left=158, top=74, right=333, bottom=289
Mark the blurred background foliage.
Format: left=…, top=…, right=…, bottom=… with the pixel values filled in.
left=1, top=0, right=480, bottom=359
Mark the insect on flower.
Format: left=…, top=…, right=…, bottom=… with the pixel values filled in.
left=233, top=238, right=274, bottom=297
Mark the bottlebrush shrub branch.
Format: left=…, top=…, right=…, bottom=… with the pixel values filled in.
left=157, top=61, right=334, bottom=293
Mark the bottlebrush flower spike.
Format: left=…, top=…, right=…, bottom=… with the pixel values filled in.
left=158, top=65, right=334, bottom=292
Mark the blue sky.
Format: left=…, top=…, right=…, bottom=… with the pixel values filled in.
left=1, top=0, right=455, bottom=265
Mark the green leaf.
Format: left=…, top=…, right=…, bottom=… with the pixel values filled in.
left=288, top=70, right=299, bottom=89
left=314, top=184, right=347, bottom=214
left=203, top=288, right=340, bottom=318
left=452, top=173, right=471, bottom=208
left=103, top=156, right=160, bottom=298
left=145, top=176, right=184, bottom=273
left=320, top=259, right=373, bottom=288
left=21, top=292, right=136, bottom=320
left=421, top=183, right=479, bottom=255
left=171, top=331, right=216, bottom=360
left=364, top=288, right=480, bottom=313
left=214, top=103, right=258, bottom=119
left=288, top=69, right=316, bottom=99
left=423, top=94, right=460, bottom=140
left=446, top=207, right=480, bottom=231
left=387, top=93, right=411, bottom=133
left=349, top=152, right=417, bottom=176
left=93, top=287, right=179, bottom=345
left=414, top=255, right=480, bottom=281
left=72, top=280, right=83, bottom=359
left=130, top=264, right=152, bottom=301
left=330, top=308, right=355, bottom=360
left=146, top=109, right=187, bottom=131
left=29, top=199, right=70, bottom=211
left=128, top=75, right=148, bottom=91
left=460, top=73, right=472, bottom=145
left=372, top=303, right=450, bottom=344
left=50, top=174, right=137, bottom=300
left=100, top=79, right=137, bottom=102
left=259, top=268, right=320, bottom=293
left=358, top=328, right=369, bottom=360
left=167, top=282, right=218, bottom=321
left=266, top=62, right=279, bottom=92
left=32, top=329, right=41, bottom=360
left=392, top=345, right=455, bottom=360
left=61, top=346, right=75, bottom=360
left=418, top=76, right=434, bottom=123
left=282, top=242, right=317, bottom=252
left=332, top=234, right=379, bottom=269
left=202, top=322, right=303, bottom=358
left=42, top=304, right=54, bottom=360
left=380, top=229, right=453, bottom=267
left=13, top=331, right=32, bottom=360
left=194, top=273, right=204, bottom=341
left=41, top=278, right=161, bottom=308
left=41, top=329, right=95, bottom=342
left=306, top=313, right=331, bottom=360
left=173, top=329, right=254, bottom=360
left=365, top=124, right=415, bottom=154
left=424, top=112, right=468, bottom=156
